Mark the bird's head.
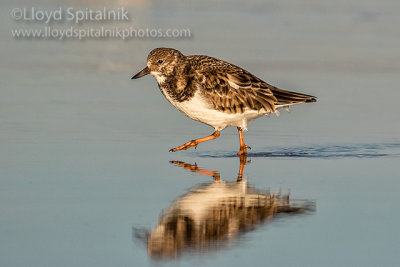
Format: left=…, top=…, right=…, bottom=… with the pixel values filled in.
left=132, top=48, right=184, bottom=82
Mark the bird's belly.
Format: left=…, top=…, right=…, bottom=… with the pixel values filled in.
left=164, top=91, right=266, bottom=130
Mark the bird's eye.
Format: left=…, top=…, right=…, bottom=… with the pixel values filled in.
left=158, top=60, right=163, bottom=64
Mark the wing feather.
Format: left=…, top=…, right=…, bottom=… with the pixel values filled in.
left=199, top=68, right=277, bottom=114
left=190, top=55, right=316, bottom=114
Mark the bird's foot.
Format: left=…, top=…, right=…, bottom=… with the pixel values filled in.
left=169, top=140, right=198, bottom=152
left=237, top=145, right=251, bottom=156
left=169, top=131, right=220, bottom=152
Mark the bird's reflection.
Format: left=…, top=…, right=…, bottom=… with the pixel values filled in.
left=137, top=156, right=315, bottom=260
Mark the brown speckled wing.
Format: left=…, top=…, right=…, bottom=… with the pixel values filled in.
left=191, top=56, right=276, bottom=113
left=190, top=55, right=316, bottom=114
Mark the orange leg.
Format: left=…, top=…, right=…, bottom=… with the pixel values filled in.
left=170, top=157, right=248, bottom=182
left=170, top=130, right=220, bottom=152
left=237, top=127, right=251, bottom=156
left=170, top=161, right=220, bottom=181
left=237, top=155, right=248, bottom=181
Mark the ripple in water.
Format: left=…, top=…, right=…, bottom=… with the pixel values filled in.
left=195, top=143, right=400, bottom=159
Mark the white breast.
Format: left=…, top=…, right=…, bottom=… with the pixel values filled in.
left=160, top=88, right=267, bottom=131
left=152, top=72, right=269, bottom=130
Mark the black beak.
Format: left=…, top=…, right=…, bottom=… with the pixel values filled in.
left=132, top=66, right=150, bottom=79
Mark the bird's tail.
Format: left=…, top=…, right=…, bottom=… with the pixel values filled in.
left=271, top=87, right=317, bottom=106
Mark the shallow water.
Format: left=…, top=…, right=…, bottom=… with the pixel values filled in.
left=196, top=143, right=400, bottom=158
left=1, top=0, right=400, bottom=266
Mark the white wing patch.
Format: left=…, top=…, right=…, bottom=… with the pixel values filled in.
left=227, top=80, right=251, bottom=90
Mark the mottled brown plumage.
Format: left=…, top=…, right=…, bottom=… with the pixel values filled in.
left=191, top=55, right=315, bottom=113
left=132, top=48, right=317, bottom=154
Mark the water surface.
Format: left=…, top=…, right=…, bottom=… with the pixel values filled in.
left=1, top=0, right=400, bottom=266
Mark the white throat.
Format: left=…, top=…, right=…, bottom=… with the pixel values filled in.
left=151, top=71, right=167, bottom=84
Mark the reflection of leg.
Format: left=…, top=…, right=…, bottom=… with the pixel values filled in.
left=170, top=131, right=220, bottom=152
left=237, top=155, right=248, bottom=181
left=170, top=161, right=220, bottom=181
left=237, top=127, right=251, bottom=156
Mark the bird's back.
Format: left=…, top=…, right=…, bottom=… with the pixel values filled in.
left=186, top=54, right=316, bottom=113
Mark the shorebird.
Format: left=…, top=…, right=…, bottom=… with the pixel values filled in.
left=132, top=48, right=316, bottom=155
left=141, top=160, right=315, bottom=259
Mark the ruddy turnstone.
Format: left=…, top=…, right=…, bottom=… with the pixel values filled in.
left=132, top=48, right=316, bottom=155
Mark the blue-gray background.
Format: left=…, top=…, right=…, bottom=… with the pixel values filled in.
left=1, top=0, right=399, bottom=266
